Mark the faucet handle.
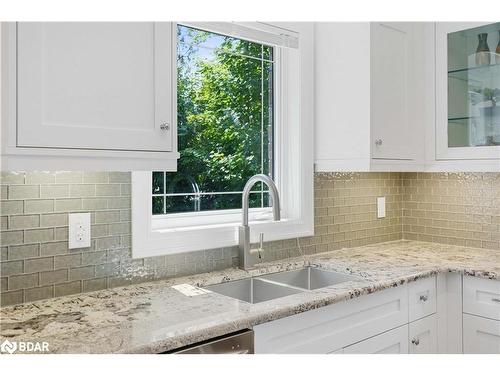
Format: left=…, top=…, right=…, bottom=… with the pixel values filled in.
left=257, top=233, right=264, bottom=259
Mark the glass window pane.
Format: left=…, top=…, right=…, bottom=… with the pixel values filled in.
left=263, top=45, right=273, bottom=61
left=249, top=191, right=270, bottom=209
left=166, top=195, right=201, bottom=214
left=165, top=173, right=201, bottom=194
left=152, top=172, right=164, bottom=194
left=153, top=24, right=275, bottom=215
left=177, top=25, right=265, bottom=60
left=152, top=196, right=164, bottom=215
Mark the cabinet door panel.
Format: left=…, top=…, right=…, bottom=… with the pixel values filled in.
left=370, top=22, right=415, bottom=160
left=435, top=22, right=500, bottom=160
left=463, top=313, right=500, bottom=354
left=409, top=276, right=437, bottom=322
left=463, top=276, right=500, bottom=321
left=254, top=285, right=408, bottom=354
left=408, top=314, right=438, bottom=354
left=343, top=325, right=408, bottom=354
left=17, top=22, right=173, bottom=152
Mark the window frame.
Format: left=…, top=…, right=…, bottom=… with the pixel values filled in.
left=132, top=22, right=314, bottom=258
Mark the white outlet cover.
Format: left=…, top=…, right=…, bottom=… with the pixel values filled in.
left=377, top=197, right=386, bottom=219
left=68, top=213, right=91, bottom=249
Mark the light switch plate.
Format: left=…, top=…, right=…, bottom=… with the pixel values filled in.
left=68, top=213, right=91, bottom=249
left=377, top=197, right=386, bottom=218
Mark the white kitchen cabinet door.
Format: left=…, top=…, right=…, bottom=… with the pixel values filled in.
left=254, top=285, right=408, bottom=354
left=16, top=22, right=174, bottom=152
left=314, top=22, right=372, bottom=172
left=343, top=325, right=409, bottom=354
left=463, top=313, right=500, bottom=354
left=370, top=22, right=417, bottom=161
left=408, top=314, right=438, bottom=354
left=314, top=22, right=426, bottom=172
left=408, top=276, right=437, bottom=322
left=463, top=276, right=500, bottom=321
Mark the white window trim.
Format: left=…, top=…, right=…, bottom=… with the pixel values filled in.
left=132, top=22, right=314, bottom=258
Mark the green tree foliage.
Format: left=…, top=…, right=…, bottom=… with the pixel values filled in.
left=154, top=26, right=273, bottom=214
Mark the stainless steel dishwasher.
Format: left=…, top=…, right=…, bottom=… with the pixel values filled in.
left=170, top=330, right=254, bottom=354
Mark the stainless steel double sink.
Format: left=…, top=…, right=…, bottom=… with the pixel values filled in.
left=205, top=267, right=359, bottom=304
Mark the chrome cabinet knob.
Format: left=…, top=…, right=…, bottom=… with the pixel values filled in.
left=411, top=338, right=420, bottom=346
left=419, top=294, right=428, bottom=302
left=375, top=139, right=383, bottom=146
left=160, top=123, right=170, bottom=131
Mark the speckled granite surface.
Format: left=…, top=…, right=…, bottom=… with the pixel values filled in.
left=0, top=240, right=499, bottom=354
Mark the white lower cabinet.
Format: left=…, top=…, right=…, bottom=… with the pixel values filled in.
left=462, top=276, right=500, bottom=354
left=463, top=276, right=500, bottom=321
left=342, top=314, right=438, bottom=355
left=409, top=314, right=438, bottom=354
left=343, top=325, right=409, bottom=354
left=253, top=274, right=500, bottom=354
left=254, top=285, right=408, bottom=354
left=408, top=276, right=437, bottom=321
left=463, top=314, right=500, bottom=354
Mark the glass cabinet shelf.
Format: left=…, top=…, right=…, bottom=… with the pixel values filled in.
left=448, top=61, right=500, bottom=83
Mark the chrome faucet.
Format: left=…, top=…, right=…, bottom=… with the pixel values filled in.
left=238, top=174, right=281, bottom=270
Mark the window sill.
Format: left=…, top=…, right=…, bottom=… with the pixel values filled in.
left=153, top=217, right=293, bottom=234
left=134, top=215, right=311, bottom=258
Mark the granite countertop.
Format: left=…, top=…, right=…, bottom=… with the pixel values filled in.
left=1, top=240, right=499, bottom=354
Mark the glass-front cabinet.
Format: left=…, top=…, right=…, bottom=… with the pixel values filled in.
left=436, top=22, right=500, bottom=160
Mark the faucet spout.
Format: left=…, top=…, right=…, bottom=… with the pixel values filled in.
left=241, top=174, right=280, bottom=226
left=239, top=174, right=281, bottom=270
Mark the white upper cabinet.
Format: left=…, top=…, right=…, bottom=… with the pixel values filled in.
left=1, top=22, right=178, bottom=170
left=18, top=23, right=172, bottom=151
left=434, top=22, right=500, bottom=166
left=370, top=23, right=419, bottom=160
left=314, top=22, right=427, bottom=172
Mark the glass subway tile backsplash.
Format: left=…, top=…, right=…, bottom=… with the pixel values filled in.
left=0, top=171, right=498, bottom=306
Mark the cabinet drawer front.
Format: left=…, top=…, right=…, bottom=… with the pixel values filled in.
left=463, top=313, right=500, bottom=354
left=463, top=276, right=500, bottom=321
left=408, top=276, right=436, bottom=322
left=343, top=325, right=409, bottom=354
left=254, top=285, right=408, bottom=354
left=408, top=314, right=437, bottom=354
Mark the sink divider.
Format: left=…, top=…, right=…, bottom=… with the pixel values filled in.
left=254, top=276, right=308, bottom=292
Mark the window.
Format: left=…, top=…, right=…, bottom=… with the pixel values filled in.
left=132, top=22, right=313, bottom=258
left=152, top=25, right=275, bottom=216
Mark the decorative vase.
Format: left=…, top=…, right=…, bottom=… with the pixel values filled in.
left=475, top=33, right=491, bottom=66
left=496, top=31, right=500, bottom=64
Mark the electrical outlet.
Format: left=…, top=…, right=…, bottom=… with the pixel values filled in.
left=68, top=213, right=91, bottom=249
left=377, top=197, right=386, bottom=218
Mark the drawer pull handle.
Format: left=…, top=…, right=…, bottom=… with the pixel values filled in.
left=419, top=295, right=428, bottom=302
left=411, top=338, right=420, bottom=346
left=492, top=298, right=500, bottom=303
